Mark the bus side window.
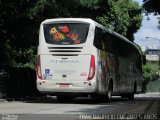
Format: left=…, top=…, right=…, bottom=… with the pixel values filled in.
left=104, top=32, right=114, bottom=53
left=133, top=64, right=137, bottom=73
left=94, top=27, right=105, bottom=51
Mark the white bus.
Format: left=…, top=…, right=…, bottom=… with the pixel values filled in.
left=36, top=18, right=143, bottom=102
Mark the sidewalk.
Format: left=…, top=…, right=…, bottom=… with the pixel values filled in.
left=0, top=99, right=7, bottom=103
left=135, top=92, right=160, bottom=97
left=146, top=92, right=160, bottom=95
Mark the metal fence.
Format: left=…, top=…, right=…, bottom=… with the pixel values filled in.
left=0, top=66, right=41, bottom=99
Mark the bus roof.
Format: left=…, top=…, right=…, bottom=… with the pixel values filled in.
left=42, top=18, right=142, bottom=55
left=42, top=18, right=94, bottom=25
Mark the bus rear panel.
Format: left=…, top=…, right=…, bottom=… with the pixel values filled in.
left=37, top=19, right=97, bottom=97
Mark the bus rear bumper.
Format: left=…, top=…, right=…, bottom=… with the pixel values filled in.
left=36, top=80, right=97, bottom=96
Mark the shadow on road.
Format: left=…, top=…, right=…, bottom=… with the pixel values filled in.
left=4, top=94, right=160, bottom=106
left=20, top=96, right=133, bottom=104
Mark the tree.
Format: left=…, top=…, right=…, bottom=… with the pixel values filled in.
left=0, top=0, right=142, bottom=69
left=29, top=0, right=142, bottom=41
left=96, top=0, right=142, bottom=41
left=143, top=0, right=160, bottom=14
left=143, top=0, right=160, bottom=29
left=0, top=0, right=37, bottom=68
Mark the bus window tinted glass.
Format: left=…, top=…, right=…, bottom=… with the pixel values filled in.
left=43, top=23, right=89, bottom=45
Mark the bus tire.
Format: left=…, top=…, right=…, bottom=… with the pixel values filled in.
left=127, top=83, right=137, bottom=100
left=106, top=81, right=113, bottom=102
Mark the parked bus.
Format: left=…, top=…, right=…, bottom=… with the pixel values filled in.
left=36, top=18, right=143, bottom=102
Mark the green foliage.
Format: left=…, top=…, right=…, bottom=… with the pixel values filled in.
left=29, top=0, right=142, bottom=41
left=11, top=47, right=36, bottom=69
left=96, top=0, right=142, bottom=41
left=0, top=0, right=38, bottom=68
left=142, top=63, right=159, bottom=83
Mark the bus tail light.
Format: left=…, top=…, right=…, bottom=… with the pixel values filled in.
left=88, top=55, right=96, bottom=80
left=36, top=55, right=42, bottom=80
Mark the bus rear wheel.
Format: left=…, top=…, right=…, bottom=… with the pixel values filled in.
left=128, top=83, right=137, bottom=100
left=106, top=82, right=113, bottom=102
left=121, top=83, right=136, bottom=100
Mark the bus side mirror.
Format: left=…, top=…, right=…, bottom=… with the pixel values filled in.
left=142, top=54, right=146, bottom=65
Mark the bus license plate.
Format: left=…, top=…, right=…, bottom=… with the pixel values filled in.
left=59, top=83, right=69, bottom=88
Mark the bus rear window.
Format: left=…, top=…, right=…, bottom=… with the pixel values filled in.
left=43, top=23, right=89, bottom=45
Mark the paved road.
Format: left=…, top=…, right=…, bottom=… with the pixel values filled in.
left=0, top=94, right=160, bottom=120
